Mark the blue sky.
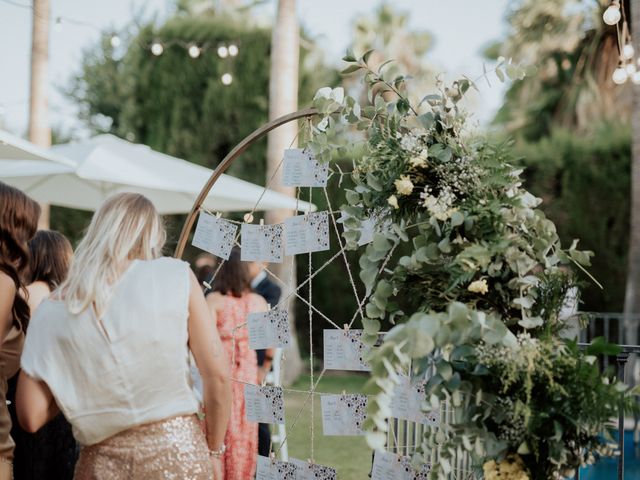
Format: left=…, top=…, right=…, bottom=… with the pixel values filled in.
left=0, top=0, right=510, bottom=136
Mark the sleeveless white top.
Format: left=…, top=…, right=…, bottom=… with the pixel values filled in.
left=21, top=257, right=199, bottom=446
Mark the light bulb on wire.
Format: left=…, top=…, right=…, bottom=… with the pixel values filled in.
left=110, top=35, right=121, bottom=48
left=151, top=41, right=164, bottom=56
left=228, top=44, right=239, bottom=57
left=603, top=1, right=621, bottom=25
left=633, top=71, right=640, bottom=85
left=188, top=44, right=201, bottom=58
left=54, top=17, right=63, bottom=32
left=626, top=62, right=636, bottom=75
left=217, top=45, right=229, bottom=58
left=623, top=43, right=635, bottom=60
left=612, top=65, right=628, bottom=84
left=221, top=73, right=233, bottom=85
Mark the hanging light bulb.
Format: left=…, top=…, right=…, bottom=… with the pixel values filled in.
left=623, top=43, right=635, bottom=60
left=151, top=41, right=164, bottom=56
left=54, top=17, right=63, bottom=32
left=217, top=45, right=229, bottom=58
left=633, top=71, right=640, bottom=84
left=603, top=1, right=621, bottom=26
left=228, top=44, right=239, bottom=57
left=221, top=73, right=233, bottom=85
left=612, top=65, right=628, bottom=84
left=110, top=34, right=121, bottom=48
left=188, top=44, right=201, bottom=58
left=626, top=62, right=637, bottom=75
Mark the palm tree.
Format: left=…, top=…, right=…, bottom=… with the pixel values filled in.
left=29, top=0, right=51, bottom=228
left=265, top=0, right=303, bottom=384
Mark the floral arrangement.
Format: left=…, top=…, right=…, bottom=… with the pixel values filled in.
left=308, top=51, right=638, bottom=479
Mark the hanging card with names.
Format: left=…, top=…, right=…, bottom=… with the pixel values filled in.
left=321, top=394, right=367, bottom=436
left=192, top=211, right=237, bottom=260
left=255, top=455, right=298, bottom=480
left=245, top=385, right=285, bottom=425
left=390, top=375, right=440, bottom=426
left=289, top=459, right=336, bottom=480
left=241, top=223, right=284, bottom=263
left=323, top=329, right=371, bottom=371
left=248, top=309, right=290, bottom=350
left=282, top=148, right=328, bottom=187
left=371, top=451, right=432, bottom=480
left=284, top=212, right=330, bottom=256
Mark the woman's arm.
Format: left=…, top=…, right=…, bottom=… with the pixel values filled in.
left=15, top=371, right=59, bottom=433
left=0, top=273, right=16, bottom=343
left=187, top=271, right=231, bottom=452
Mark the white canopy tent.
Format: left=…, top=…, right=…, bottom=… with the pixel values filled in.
left=0, top=133, right=314, bottom=214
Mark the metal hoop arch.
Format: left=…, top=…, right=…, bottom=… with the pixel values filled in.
left=173, top=107, right=319, bottom=259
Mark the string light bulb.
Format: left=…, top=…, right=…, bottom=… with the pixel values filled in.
left=54, top=17, right=63, bottom=32
left=188, top=44, right=201, bottom=58
left=221, top=73, right=233, bottom=85
left=151, top=41, right=164, bottom=56
left=633, top=71, right=640, bottom=85
left=612, top=65, right=628, bottom=84
left=623, top=43, right=635, bottom=60
left=626, top=62, right=637, bottom=75
left=217, top=45, right=229, bottom=58
left=228, top=44, right=239, bottom=57
left=603, top=1, right=621, bottom=25
left=110, top=34, right=121, bottom=48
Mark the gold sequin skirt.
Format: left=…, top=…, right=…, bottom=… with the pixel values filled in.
left=74, top=415, right=213, bottom=480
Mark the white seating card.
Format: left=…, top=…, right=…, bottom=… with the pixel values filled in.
left=289, top=458, right=337, bottom=480
left=256, top=455, right=298, bottom=480
left=371, top=451, right=432, bottom=480
left=245, top=385, right=285, bottom=425
left=192, top=211, right=237, bottom=260
left=241, top=223, right=284, bottom=263
left=323, top=329, right=371, bottom=371
left=390, top=375, right=440, bottom=425
left=284, top=212, right=330, bottom=256
left=282, top=148, right=328, bottom=187
left=321, top=394, right=367, bottom=436
left=248, top=309, right=290, bottom=350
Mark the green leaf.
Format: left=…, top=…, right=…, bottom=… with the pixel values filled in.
left=585, top=336, right=621, bottom=356
left=450, top=211, right=464, bottom=227
left=377, top=59, right=394, bottom=74
left=341, top=64, right=363, bottom=75
left=362, top=48, right=375, bottom=64
left=372, top=233, right=392, bottom=252
left=366, top=172, right=383, bottom=191
left=342, top=49, right=356, bottom=62
left=495, top=67, right=505, bottom=82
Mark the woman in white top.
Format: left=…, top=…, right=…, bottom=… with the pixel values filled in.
left=15, top=193, right=232, bottom=479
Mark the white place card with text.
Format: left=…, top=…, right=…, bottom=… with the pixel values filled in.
left=282, top=148, right=328, bottom=187
left=390, top=375, right=440, bottom=426
left=255, top=455, right=298, bottom=480
left=248, top=309, right=290, bottom=350
left=289, top=458, right=337, bottom=480
left=284, top=212, right=330, bottom=256
left=192, top=211, right=237, bottom=260
left=371, top=451, right=432, bottom=480
left=321, top=394, right=367, bottom=436
left=245, top=385, right=285, bottom=425
left=323, top=329, right=371, bottom=371
left=241, top=223, right=284, bottom=263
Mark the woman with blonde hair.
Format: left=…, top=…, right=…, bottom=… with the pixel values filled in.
left=16, top=193, right=231, bottom=479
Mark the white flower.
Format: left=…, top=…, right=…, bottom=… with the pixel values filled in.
left=387, top=195, right=399, bottom=209
left=394, top=175, right=414, bottom=195
left=468, top=279, right=489, bottom=295
left=409, top=156, right=427, bottom=168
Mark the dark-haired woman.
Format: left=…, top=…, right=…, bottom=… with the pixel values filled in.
left=0, top=182, right=40, bottom=479
left=206, top=247, right=267, bottom=480
left=8, top=230, right=78, bottom=480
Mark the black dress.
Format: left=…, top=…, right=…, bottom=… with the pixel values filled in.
left=6, top=374, right=79, bottom=480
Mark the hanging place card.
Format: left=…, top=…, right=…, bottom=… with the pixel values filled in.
left=323, top=329, right=371, bottom=371
left=390, top=375, right=440, bottom=426
left=241, top=223, right=284, bottom=263
left=321, top=393, right=368, bottom=436
left=284, top=212, right=330, bottom=256
left=256, top=455, right=298, bottom=480
left=248, top=309, right=291, bottom=350
left=245, top=385, right=285, bottom=425
left=192, top=211, right=237, bottom=260
left=289, top=458, right=337, bottom=480
left=371, top=451, right=432, bottom=480
left=282, top=148, right=328, bottom=187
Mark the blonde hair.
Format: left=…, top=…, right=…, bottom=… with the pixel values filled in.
left=62, top=193, right=166, bottom=317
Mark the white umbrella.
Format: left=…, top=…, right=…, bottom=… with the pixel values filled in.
left=1, top=134, right=314, bottom=214
left=0, top=130, right=73, bottom=165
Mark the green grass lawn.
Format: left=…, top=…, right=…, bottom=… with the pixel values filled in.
left=281, top=373, right=373, bottom=479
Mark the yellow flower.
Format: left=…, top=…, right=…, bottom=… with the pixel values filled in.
left=387, top=195, right=399, bottom=209
left=468, top=279, right=489, bottom=294
left=409, top=156, right=427, bottom=168
left=394, top=175, right=414, bottom=195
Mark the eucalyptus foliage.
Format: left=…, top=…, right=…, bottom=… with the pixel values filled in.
left=308, top=51, right=636, bottom=479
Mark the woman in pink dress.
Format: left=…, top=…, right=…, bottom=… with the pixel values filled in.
left=206, top=247, right=268, bottom=480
